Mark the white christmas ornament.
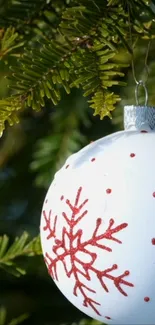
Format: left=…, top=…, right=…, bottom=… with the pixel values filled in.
left=40, top=105, right=155, bottom=325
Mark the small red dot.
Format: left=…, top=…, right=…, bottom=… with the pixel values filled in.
left=152, top=238, right=155, bottom=245
left=141, top=130, right=148, bottom=133
left=60, top=195, right=64, bottom=201
left=125, top=270, right=130, bottom=276
left=106, top=188, right=112, bottom=194
left=65, top=164, right=69, bottom=169
left=105, top=316, right=111, bottom=320
left=130, top=153, right=135, bottom=158
left=153, top=192, right=155, bottom=197
left=144, top=297, right=150, bottom=302
left=91, top=158, right=96, bottom=162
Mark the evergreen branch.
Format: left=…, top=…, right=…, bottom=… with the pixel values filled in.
left=0, top=96, right=22, bottom=136
left=8, top=314, right=29, bottom=325
left=0, top=232, right=42, bottom=277
left=0, top=38, right=127, bottom=134
left=0, top=39, right=74, bottom=134
left=0, top=38, right=76, bottom=134
left=89, top=90, right=120, bottom=119
left=0, top=27, right=24, bottom=60
left=60, top=0, right=154, bottom=40
left=8, top=39, right=73, bottom=103
left=70, top=45, right=127, bottom=117
left=0, top=0, right=154, bottom=134
left=0, top=306, right=29, bottom=325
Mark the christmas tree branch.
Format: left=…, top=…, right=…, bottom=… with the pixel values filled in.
left=0, top=27, right=24, bottom=60
left=0, top=232, right=42, bottom=277
left=0, top=0, right=154, bottom=135
left=0, top=306, right=29, bottom=325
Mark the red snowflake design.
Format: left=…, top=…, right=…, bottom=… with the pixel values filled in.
left=42, top=187, right=134, bottom=315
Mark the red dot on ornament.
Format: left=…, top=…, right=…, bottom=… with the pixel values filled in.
left=106, top=188, right=112, bottom=194
left=60, top=195, right=64, bottom=201
left=141, top=130, right=148, bottom=133
left=105, top=316, right=111, bottom=320
left=91, top=158, right=96, bottom=162
left=144, top=297, right=150, bottom=302
left=130, top=153, right=135, bottom=158
left=65, top=164, right=69, bottom=169
left=152, top=192, right=155, bottom=197
left=152, top=238, right=155, bottom=245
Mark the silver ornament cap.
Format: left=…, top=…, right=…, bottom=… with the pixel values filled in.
left=124, top=105, right=155, bottom=131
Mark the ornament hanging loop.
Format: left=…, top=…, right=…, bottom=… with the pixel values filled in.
left=131, top=40, right=151, bottom=86
left=135, top=80, right=148, bottom=106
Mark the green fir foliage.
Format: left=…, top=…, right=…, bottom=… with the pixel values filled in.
left=0, top=232, right=41, bottom=277
left=0, top=0, right=154, bottom=134
left=0, top=27, right=24, bottom=60
left=0, top=307, right=29, bottom=325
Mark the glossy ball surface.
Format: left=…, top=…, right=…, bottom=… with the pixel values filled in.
left=40, top=128, right=155, bottom=325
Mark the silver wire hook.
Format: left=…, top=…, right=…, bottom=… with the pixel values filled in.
left=135, top=80, right=148, bottom=106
